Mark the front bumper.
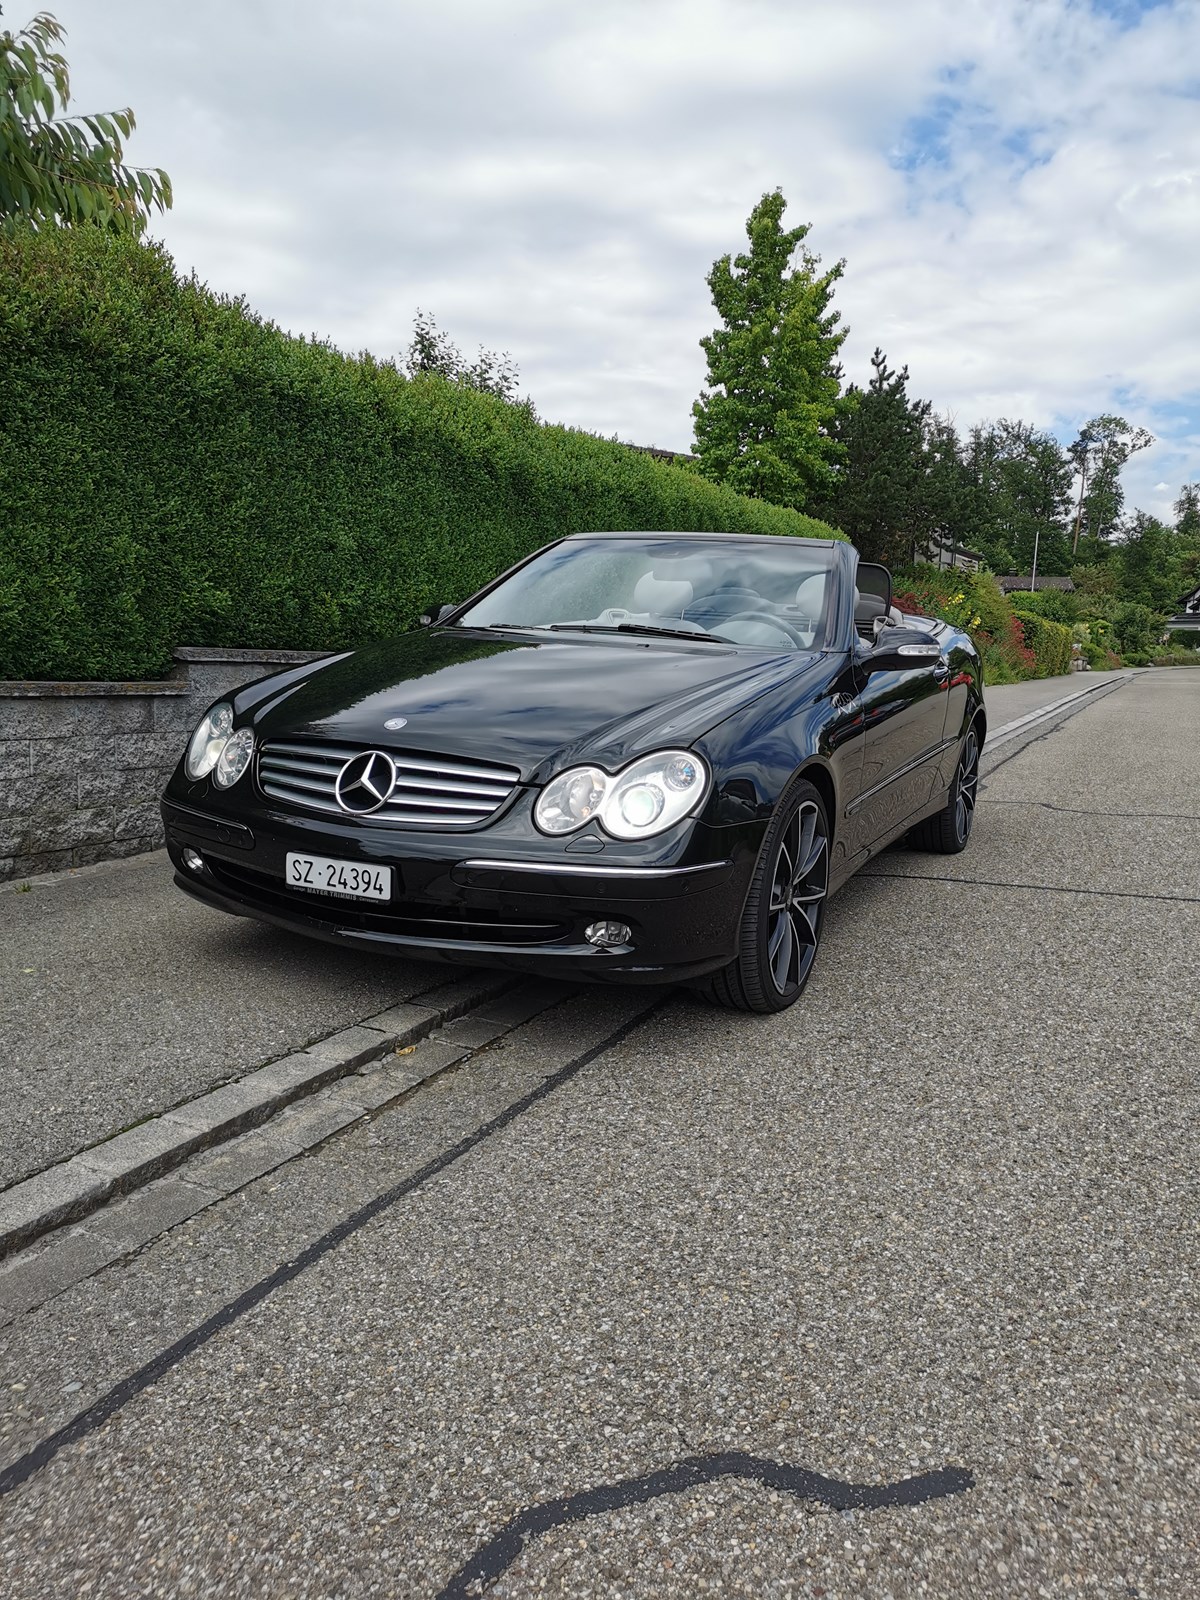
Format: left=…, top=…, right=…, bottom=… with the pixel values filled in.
left=161, top=795, right=749, bottom=983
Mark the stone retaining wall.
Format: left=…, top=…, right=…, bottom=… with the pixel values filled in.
left=0, top=648, right=330, bottom=882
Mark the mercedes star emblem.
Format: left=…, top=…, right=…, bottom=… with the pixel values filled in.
left=383, top=716, right=408, bottom=730
left=334, top=750, right=396, bottom=814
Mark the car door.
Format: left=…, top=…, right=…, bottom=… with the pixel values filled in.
left=848, top=634, right=950, bottom=850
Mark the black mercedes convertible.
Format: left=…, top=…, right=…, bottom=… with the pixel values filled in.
left=162, top=532, right=984, bottom=1012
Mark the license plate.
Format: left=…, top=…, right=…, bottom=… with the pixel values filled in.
left=285, top=853, right=392, bottom=901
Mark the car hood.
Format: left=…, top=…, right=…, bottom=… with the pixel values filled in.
left=245, top=627, right=823, bottom=781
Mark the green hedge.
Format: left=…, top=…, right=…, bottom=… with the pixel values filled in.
left=1012, top=610, right=1073, bottom=677
left=0, top=228, right=840, bottom=681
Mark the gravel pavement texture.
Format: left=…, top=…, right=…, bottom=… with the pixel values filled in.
left=0, top=851, right=459, bottom=1187
left=0, top=670, right=1196, bottom=1598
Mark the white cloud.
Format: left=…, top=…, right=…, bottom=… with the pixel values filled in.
left=46, top=0, right=1200, bottom=518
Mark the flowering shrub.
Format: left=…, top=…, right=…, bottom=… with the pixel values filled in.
left=893, top=565, right=1038, bottom=684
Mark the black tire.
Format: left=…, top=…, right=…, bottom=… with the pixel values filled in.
left=912, top=720, right=981, bottom=854
left=696, top=778, right=830, bottom=1014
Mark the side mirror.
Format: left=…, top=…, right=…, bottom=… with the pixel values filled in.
left=418, top=602, right=457, bottom=628
left=867, top=628, right=943, bottom=674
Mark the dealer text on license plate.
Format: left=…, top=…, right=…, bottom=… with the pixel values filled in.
left=285, top=853, right=392, bottom=901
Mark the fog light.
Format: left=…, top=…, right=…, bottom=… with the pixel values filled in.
left=585, top=920, right=632, bottom=949
left=182, top=847, right=204, bottom=873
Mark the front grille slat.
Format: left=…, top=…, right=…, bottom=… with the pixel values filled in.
left=381, top=793, right=502, bottom=813
left=268, top=739, right=362, bottom=760
left=257, top=738, right=521, bottom=829
left=259, top=753, right=346, bottom=779
left=388, top=774, right=511, bottom=799
left=259, top=768, right=332, bottom=797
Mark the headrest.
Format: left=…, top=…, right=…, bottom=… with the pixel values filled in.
left=794, top=575, right=826, bottom=614
left=633, top=572, right=694, bottom=614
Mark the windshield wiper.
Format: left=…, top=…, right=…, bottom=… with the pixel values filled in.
left=541, top=622, right=729, bottom=645
left=479, top=623, right=553, bottom=632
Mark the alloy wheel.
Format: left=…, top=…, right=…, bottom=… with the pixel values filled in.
left=955, top=728, right=980, bottom=844
left=766, top=799, right=829, bottom=995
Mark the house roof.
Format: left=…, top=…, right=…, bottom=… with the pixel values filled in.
left=997, top=574, right=1076, bottom=593
left=927, top=534, right=987, bottom=563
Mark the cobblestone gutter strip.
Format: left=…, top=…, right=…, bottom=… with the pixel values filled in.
left=0, top=971, right=532, bottom=1261
left=0, top=978, right=579, bottom=1326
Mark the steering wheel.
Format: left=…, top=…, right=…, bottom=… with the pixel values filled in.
left=721, top=611, right=809, bottom=647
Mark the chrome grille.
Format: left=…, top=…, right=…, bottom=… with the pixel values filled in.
left=257, top=739, right=521, bottom=828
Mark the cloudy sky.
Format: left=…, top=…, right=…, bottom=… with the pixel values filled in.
left=46, top=0, right=1200, bottom=521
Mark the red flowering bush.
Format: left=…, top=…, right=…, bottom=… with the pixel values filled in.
left=892, top=566, right=1037, bottom=683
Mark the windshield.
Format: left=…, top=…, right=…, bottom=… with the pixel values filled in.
left=456, top=538, right=837, bottom=650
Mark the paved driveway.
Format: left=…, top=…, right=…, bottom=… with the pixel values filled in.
left=1, top=669, right=1197, bottom=1597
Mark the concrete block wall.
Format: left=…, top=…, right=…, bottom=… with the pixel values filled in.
left=0, top=648, right=330, bottom=882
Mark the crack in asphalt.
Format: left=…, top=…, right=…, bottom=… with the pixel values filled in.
left=977, top=799, right=1200, bottom=823
left=435, top=1453, right=975, bottom=1599
left=0, top=998, right=664, bottom=1502
left=862, top=870, right=1200, bottom=906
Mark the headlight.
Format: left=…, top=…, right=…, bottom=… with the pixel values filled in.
left=534, top=765, right=607, bottom=834
left=184, top=701, right=234, bottom=780
left=534, top=750, right=708, bottom=840
left=213, top=726, right=255, bottom=789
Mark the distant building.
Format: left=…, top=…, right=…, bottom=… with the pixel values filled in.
left=997, top=574, right=1076, bottom=594
left=923, top=535, right=985, bottom=573
left=1165, top=581, right=1200, bottom=632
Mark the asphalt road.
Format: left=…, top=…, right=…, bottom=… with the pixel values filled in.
left=1, top=668, right=1197, bottom=1597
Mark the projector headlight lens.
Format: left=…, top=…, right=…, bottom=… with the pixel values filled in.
left=618, top=783, right=664, bottom=830
left=184, top=701, right=235, bottom=780
left=534, top=750, right=708, bottom=841
left=213, top=726, right=255, bottom=789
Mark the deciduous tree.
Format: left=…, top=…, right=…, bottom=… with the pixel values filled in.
left=405, top=309, right=525, bottom=405
left=0, top=8, right=170, bottom=232
left=1068, top=415, right=1153, bottom=557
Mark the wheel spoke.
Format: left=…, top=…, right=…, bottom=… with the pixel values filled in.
left=771, top=912, right=794, bottom=989
left=792, top=902, right=820, bottom=946
left=793, top=834, right=828, bottom=901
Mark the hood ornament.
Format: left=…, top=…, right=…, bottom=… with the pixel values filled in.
left=384, top=716, right=408, bottom=731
